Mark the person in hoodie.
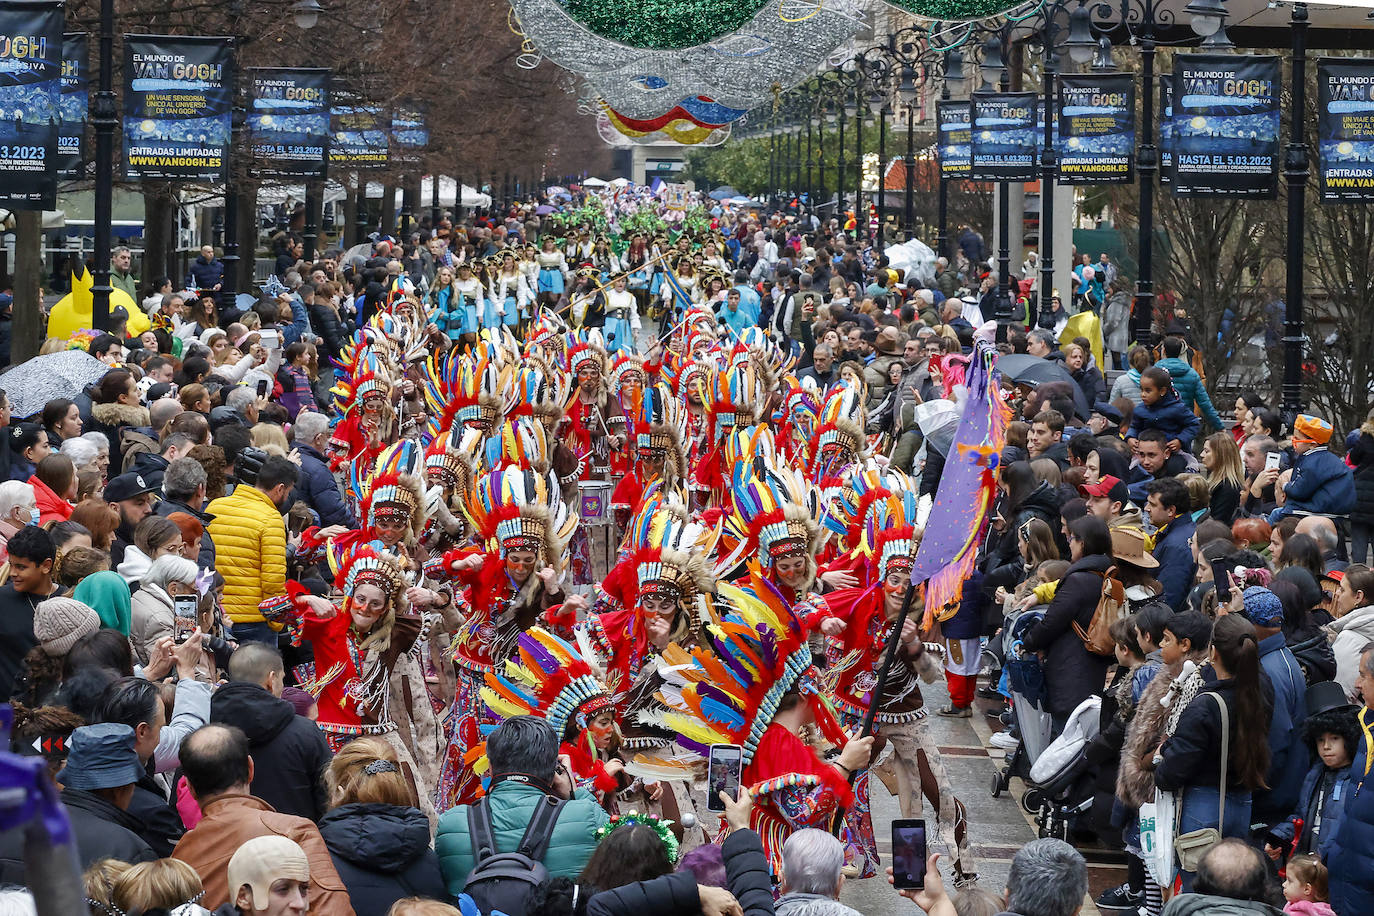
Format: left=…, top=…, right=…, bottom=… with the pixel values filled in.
left=187, top=244, right=224, bottom=293
left=1270, top=415, right=1355, bottom=525
left=209, top=643, right=332, bottom=822
left=1155, top=336, right=1225, bottom=432
left=1127, top=367, right=1202, bottom=454
left=317, top=737, right=448, bottom=911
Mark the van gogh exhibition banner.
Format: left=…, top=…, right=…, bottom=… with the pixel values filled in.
left=248, top=68, right=329, bottom=180
left=0, top=1, right=63, bottom=209
left=1057, top=73, right=1134, bottom=184
left=1317, top=59, right=1374, bottom=203
left=1171, top=54, right=1280, bottom=199
left=969, top=91, right=1037, bottom=182
left=937, top=100, right=971, bottom=179
left=123, top=35, right=234, bottom=181
left=59, top=32, right=86, bottom=178
left=330, top=104, right=387, bottom=169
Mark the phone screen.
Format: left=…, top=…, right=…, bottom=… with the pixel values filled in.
left=707, top=744, right=743, bottom=812
left=173, top=595, right=198, bottom=645
left=1266, top=451, right=1282, bottom=472
left=256, top=379, right=270, bottom=399
left=1211, top=558, right=1233, bottom=603
left=891, top=819, right=927, bottom=889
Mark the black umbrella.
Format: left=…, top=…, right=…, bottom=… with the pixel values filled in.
left=995, top=353, right=1090, bottom=420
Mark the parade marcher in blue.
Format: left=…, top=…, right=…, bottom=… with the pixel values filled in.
left=603, top=273, right=641, bottom=356
left=476, top=258, right=503, bottom=332
left=490, top=251, right=531, bottom=332
left=536, top=236, right=569, bottom=309
left=434, top=261, right=482, bottom=348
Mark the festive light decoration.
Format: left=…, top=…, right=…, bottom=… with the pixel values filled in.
left=559, top=0, right=767, bottom=50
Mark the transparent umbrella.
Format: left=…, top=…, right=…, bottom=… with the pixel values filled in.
left=0, top=350, right=109, bottom=418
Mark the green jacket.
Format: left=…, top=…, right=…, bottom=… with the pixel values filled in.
left=434, top=780, right=609, bottom=896
left=111, top=268, right=139, bottom=302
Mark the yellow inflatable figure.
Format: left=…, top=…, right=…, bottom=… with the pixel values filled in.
left=48, top=266, right=150, bottom=340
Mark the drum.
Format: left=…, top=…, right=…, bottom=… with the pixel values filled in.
left=579, top=481, right=613, bottom=526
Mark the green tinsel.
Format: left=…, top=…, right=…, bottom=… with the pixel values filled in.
left=561, top=0, right=765, bottom=50
left=882, top=0, right=1027, bottom=21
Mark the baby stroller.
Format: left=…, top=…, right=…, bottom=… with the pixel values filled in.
left=990, top=608, right=1053, bottom=800
left=1025, top=695, right=1101, bottom=840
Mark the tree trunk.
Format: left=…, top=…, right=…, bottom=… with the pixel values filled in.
left=236, top=182, right=258, bottom=291
left=381, top=183, right=397, bottom=237
left=11, top=211, right=43, bottom=366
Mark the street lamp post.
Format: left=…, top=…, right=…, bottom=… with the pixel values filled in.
left=974, top=27, right=1015, bottom=341
left=90, top=0, right=116, bottom=330
left=899, top=64, right=917, bottom=237
left=1282, top=1, right=1308, bottom=420
left=875, top=92, right=888, bottom=252
left=804, top=95, right=814, bottom=209
left=937, top=48, right=968, bottom=262
left=837, top=84, right=851, bottom=220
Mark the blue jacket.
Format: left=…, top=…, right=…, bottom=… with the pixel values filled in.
left=292, top=443, right=356, bottom=529
left=1327, top=707, right=1374, bottom=916
left=1253, top=633, right=1308, bottom=825
left=1157, top=357, right=1225, bottom=431
left=1268, top=760, right=1352, bottom=860
left=1150, top=516, right=1197, bottom=612
left=281, top=298, right=312, bottom=348
left=1126, top=390, right=1202, bottom=451
left=1269, top=447, right=1356, bottom=523
left=186, top=255, right=224, bottom=291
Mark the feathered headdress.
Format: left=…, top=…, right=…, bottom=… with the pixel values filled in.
left=425, top=424, right=484, bottom=493
left=723, top=427, right=823, bottom=586
left=808, top=382, right=867, bottom=484
left=863, top=486, right=922, bottom=582
left=640, top=565, right=846, bottom=767
left=464, top=466, right=577, bottom=567
left=778, top=378, right=820, bottom=465
left=825, top=468, right=913, bottom=547
left=482, top=627, right=616, bottom=748
left=636, top=383, right=688, bottom=484
left=628, top=492, right=719, bottom=608
left=704, top=360, right=764, bottom=441
left=357, top=439, right=428, bottom=542
left=330, top=541, right=408, bottom=605
left=562, top=330, right=607, bottom=378
left=330, top=342, right=392, bottom=418
left=482, top=416, right=553, bottom=476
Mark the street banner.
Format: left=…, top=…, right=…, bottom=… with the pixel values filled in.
left=937, top=100, right=971, bottom=179
left=392, top=108, right=428, bottom=148
left=330, top=104, right=387, bottom=169
left=0, top=1, right=63, bottom=209
left=970, top=91, right=1037, bottom=182
left=1159, top=77, right=1174, bottom=186
left=1171, top=53, right=1280, bottom=199
left=1057, top=73, right=1134, bottom=184
left=248, top=68, right=329, bottom=179
left=1317, top=58, right=1374, bottom=203
left=122, top=35, right=234, bottom=182
left=59, top=33, right=87, bottom=179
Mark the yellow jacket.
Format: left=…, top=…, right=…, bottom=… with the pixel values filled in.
left=207, top=484, right=287, bottom=626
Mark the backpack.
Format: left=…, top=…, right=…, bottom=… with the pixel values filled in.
left=1074, top=566, right=1127, bottom=657
left=1287, top=632, right=1337, bottom=685
left=462, top=792, right=567, bottom=916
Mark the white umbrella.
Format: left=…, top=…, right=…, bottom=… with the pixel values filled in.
left=0, top=350, right=109, bottom=418
left=886, top=238, right=937, bottom=289
left=583, top=177, right=609, bottom=187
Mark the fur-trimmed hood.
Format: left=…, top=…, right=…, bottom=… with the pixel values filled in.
left=1117, top=657, right=1203, bottom=807
left=90, top=401, right=151, bottom=428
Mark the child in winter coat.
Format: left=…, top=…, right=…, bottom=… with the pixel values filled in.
left=1265, top=683, right=1358, bottom=862
left=1125, top=367, right=1202, bottom=453
left=1282, top=855, right=1335, bottom=916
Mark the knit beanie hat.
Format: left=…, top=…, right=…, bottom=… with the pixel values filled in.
left=33, top=597, right=101, bottom=657
left=1240, top=585, right=1284, bottom=628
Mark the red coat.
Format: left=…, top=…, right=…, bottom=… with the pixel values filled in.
left=28, top=474, right=72, bottom=525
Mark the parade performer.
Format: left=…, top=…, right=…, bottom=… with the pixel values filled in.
left=610, top=381, right=687, bottom=525
left=490, top=250, right=532, bottom=332
left=602, top=273, right=642, bottom=356
left=633, top=568, right=874, bottom=872
left=536, top=237, right=570, bottom=309
left=433, top=465, right=577, bottom=810
left=561, top=332, right=625, bottom=484
left=440, top=261, right=483, bottom=350
left=481, top=627, right=626, bottom=804
left=605, top=353, right=647, bottom=486
left=282, top=543, right=439, bottom=824
left=808, top=382, right=868, bottom=496
left=327, top=347, right=395, bottom=472
left=818, top=490, right=977, bottom=885
left=573, top=491, right=717, bottom=706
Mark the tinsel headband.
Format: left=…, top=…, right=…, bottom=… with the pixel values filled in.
left=594, top=812, right=679, bottom=864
